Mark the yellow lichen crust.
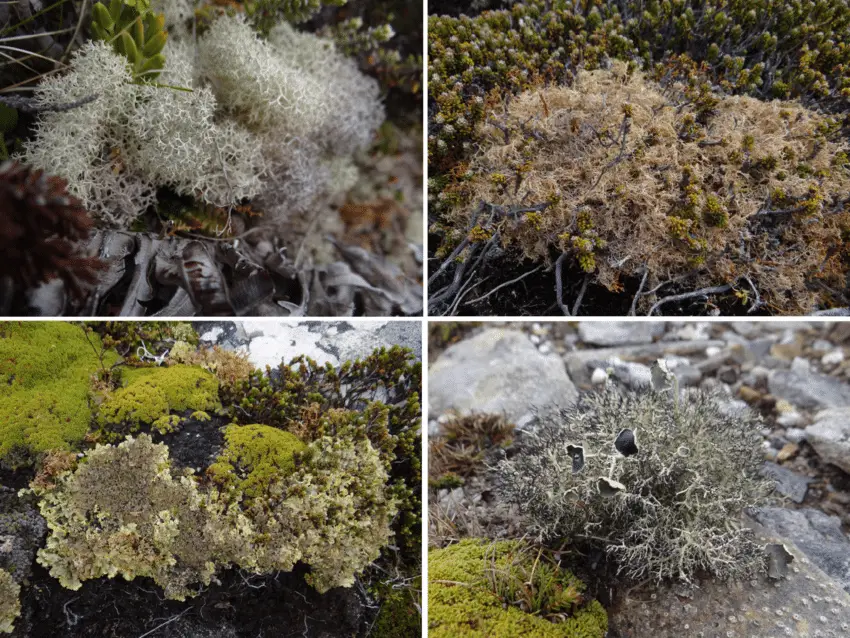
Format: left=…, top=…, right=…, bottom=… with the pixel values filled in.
left=247, top=436, right=397, bottom=593
left=207, top=424, right=307, bottom=502
left=0, top=322, right=118, bottom=465
left=429, top=539, right=608, bottom=638
left=96, top=365, right=221, bottom=438
left=0, top=569, right=20, bottom=635
left=447, top=62, right=850, bottom=314
left=34, top=434, right=249, bottom=601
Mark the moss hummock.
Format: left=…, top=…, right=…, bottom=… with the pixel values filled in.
left=0, top=322, right=117, bottom=466
left=207, top=424, right=307, bottom=501
left=429, top=539, right=608, bottom=638
left=96, top=364, right=220, bottom=438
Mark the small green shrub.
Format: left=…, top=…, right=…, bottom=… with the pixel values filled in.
left=429, top=539, right=607, bottom=637
left=498, top=385, right=773, bottom=584
left=0, top=569, right=20, bottom=635
left=371, top=582, right=421, bottom=638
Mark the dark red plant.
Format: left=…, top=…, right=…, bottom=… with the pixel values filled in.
left=0, top=160, right=102, bottom=299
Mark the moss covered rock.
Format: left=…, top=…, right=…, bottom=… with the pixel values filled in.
left=97, top=364, right=221, bottom=438
left=429, top=539, right=607, bottom=638
left=0, top=322, right=117, bottom=466
left=208, top=424, right=307, bottom=501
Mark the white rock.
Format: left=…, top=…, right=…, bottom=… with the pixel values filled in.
left=822, top=350, right=845, bottom=367
left=591, top=368, right=609, bottom=385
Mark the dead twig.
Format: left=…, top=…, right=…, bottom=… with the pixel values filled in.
left=571, top=273, right=590, bottom=316
left=628, top=267, right=649, bottom=316
left=647, top=283, right=733, bottom=316
left=554, top=252, right=571, bottom=316
left=465, top=265, right=540, bottom=306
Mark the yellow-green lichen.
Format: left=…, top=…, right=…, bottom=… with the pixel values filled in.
left=429, top=539, right=608, bottom=638
left=208, top=424, right=307, bottom=501
left=0, top=569, right=20, bottom=634
left=96, top=364, right=220, bottom=438
left=0, top=322, right=118, bottom=466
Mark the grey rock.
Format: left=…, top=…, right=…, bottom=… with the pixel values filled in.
left=805, top=408, right=850, bottom=473
left=768, top=366, right=850, bottom=411
left=750, top=507, right=850, bottom=594
left=577, top=322, right=665, bottom=346
left=0, top=487, right=46, bottom=584
left=609, top=516, right=850, bottom=637
left=785, top=428, right=808, bottom=444
left=748, top=337, right=776, bottom=359
left=776, top=411, right=806, bottom=428
left=672, top=364, right=702, bottom=387
left=608, top=359, right=652, bottom=389
left=429, top=329, right=577, bottom=425
left=761, top=462, right=813, bottom=504
left=564, top=340, right=726, bottom=387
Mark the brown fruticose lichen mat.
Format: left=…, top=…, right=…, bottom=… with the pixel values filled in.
left=447, top=61, right=850, bottom=315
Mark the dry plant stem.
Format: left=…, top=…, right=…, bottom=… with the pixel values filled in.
left=428, top=201, right=486, bottom=286
left=572, top=273, right=590, bottom=316
left=741, top=274, right=764, bottom=313
left=647, top=283, right=733, bottom=315
left=554, top=251, right=571, bottom=316
left=465, top=265, right=541, bottom=305
left=628, top=268, right=650, bottom=316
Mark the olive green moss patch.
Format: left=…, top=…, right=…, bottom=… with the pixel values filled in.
left=207, top=424, right=307, bottom=501
left=429, top=539, right=608, bottom=638
left=96, top=364, right=221, bottom=438
left=0, top=323, right=117, bottom=466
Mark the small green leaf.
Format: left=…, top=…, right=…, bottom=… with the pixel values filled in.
left=142, top=30, right=167, bottom=57
left=92, top=2, right=115, bottom=33
left=108, top=0, right=123, bottom=24
left=133, top=16, right=145, bottom=49
left=120, top=32, right=140, bottom=64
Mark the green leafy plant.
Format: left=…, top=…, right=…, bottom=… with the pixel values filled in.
left=91, top=0, right=168, bottom=81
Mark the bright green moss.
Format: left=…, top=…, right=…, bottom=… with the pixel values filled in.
left=429, top=539, right=607, bottom=638
left=208, top=424, right=307, bottom=501
left=0, top=322, right=118, bottom=466
left=96, top=365, right=220, bottom=439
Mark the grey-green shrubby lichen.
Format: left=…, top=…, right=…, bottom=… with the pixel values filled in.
left=498, top=386, right=774, bottom=584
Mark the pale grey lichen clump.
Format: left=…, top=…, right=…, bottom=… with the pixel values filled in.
left=22, top=14, right=383, bottom=228
left=498, top=383, right=774, bottom=585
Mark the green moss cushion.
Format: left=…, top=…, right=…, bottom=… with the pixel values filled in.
left=429, top=539, right=608, bottom=638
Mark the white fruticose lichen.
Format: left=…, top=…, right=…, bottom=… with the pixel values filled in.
left=23, top=13, right=385, bottom=227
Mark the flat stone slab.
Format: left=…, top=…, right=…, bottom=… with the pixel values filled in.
left=768, top=365, right=850, bottom=411
left=609, top=517, right=850, bottom=638
left=751, top=507, right=850, bottom=594
left=578, top=322, right=666, bottom=346
left=429, top=329, right=576, bottom=426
